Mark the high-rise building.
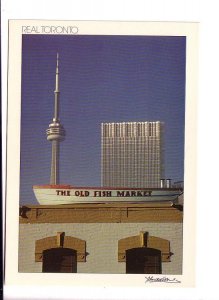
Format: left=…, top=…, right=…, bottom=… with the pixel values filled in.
left=46, top=54, right=65, bottom=184
left=101, top=121, right=164, bottom=188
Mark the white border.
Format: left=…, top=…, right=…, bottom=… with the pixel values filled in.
left=5, top=19, right=197, bottom=291
left=4, top=0, right=219, bottom=299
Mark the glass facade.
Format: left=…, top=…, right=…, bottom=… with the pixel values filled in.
left=101, top=122, right=164, bottom=188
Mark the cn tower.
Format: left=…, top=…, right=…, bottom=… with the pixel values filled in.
left=46, top=54, right=65, bottom=184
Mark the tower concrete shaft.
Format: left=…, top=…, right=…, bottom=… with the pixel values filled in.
left=50, top=140, right=60, bottom=185
left=46, top=54, right=65, bottom=185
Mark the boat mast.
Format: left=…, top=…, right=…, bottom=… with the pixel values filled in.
left=46, top=53, right=65, bottom=185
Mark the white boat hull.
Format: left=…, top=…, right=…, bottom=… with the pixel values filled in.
left=33, top=185, right=183, bottom=205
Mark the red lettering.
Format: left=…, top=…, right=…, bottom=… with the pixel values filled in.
left=94, top=191, right=101, bottom=197
left=56, top=190, right=71, bottom=196
left=137, top=191, right=143, bottom=197
left=102, top=191, right=112, bottom=197
left=75, top=191, right=80, bottom=196
left=117, top=191, right=125, bottom=197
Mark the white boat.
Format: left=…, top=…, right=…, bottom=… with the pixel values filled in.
left=33, top=184, right=183, bottom=205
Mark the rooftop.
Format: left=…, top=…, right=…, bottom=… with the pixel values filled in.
left=19, top=202, right=183, bottom=224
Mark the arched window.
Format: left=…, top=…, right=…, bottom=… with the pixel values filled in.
left=42, top=248, right=77, bottom=273
left=118, top=232, right=171, bottom=274
left=35, top=233, right=86, bottom=273
left=126, top=247, right=161, bottom=274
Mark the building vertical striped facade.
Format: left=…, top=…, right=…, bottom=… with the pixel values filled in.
left=101, top=121, right=164, bottom=188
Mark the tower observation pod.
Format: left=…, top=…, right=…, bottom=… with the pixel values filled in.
left=46, top=54, right=65, bottom=185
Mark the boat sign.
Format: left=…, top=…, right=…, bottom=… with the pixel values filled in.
left=56, top=189, right=152, bottom=197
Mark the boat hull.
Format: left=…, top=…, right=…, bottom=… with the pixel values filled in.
left=33, top=185, right=183, bottom=205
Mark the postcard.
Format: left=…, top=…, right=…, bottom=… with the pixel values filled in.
left=5, top=20, right=198, bottom=291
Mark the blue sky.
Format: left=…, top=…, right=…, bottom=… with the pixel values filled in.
left=20, top=34, right=186, bottom=204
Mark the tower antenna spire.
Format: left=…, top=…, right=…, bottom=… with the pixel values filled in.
left=46, top=54, right=66, bottom=185
left=53, top=52, right=60, bottom=121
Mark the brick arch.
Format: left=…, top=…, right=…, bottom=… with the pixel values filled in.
left=118, top=231, right=171, bottom=262
left=35, top=232, right=86, bottom=262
